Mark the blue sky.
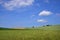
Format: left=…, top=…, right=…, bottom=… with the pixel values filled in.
left=0, top=0, right=60, bottom=28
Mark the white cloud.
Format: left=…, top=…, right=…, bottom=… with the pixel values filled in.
left=39, top=10, right=52, bottom=16
left=0, top=0, right=34, bottom=10
left=37, top=19, right=47, bottom=23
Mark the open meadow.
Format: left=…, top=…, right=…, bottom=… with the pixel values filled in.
left=0, top=25, right=60, bottom=40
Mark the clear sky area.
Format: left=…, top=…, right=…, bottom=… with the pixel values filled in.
left=0, top=0, right=60, bottom=28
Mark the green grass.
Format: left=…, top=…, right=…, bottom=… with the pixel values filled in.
left=0, top=25, right=60, bottom=40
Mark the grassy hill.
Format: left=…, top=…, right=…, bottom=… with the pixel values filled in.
left=38, top=25, right=60, bottom=30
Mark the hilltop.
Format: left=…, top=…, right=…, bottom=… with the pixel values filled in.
left=38, top=25, right=60, bottom=30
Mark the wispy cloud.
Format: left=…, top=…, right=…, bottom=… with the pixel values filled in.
left=0, top=0, right=34, bottom=10
left=56, top=13, right=60, bottom=16
left=39, top=10, right=53, bottom=16
left=37, top=19, right=47, bottom=23
left=0, top=0, right=3, bottom=4
left=44, top=0, right=49, bottom=3
left=31, top=15, right=35, bottom=17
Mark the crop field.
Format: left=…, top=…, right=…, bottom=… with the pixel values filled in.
left=0, top=26, right=60, bottom=40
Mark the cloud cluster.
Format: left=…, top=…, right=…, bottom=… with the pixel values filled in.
left=0, top=0, right=49, bottom=10
left=0, top=0, right=34, bottom=10
left=37, top=10, right=53, bottom=23
left=39, top=10, right=52, bottom=16
left=37, top=19, right=47, bottom=23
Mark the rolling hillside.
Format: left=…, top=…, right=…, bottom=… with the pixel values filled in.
left=39, top=25, right=60, bottom=30
left=0, top=25, right=60, bottom=40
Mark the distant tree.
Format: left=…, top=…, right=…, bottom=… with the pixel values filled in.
left=46, top=25, right=51, bottom=26
left=32, top=26, right=34, bottom=28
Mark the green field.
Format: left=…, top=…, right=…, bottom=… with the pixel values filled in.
left=0, top=25, right=60, bottom=40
